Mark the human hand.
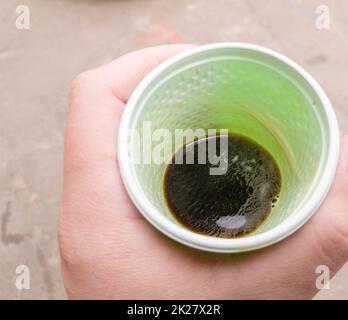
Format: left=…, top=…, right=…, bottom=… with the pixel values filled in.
left=58, top=45, right=348, bottom=299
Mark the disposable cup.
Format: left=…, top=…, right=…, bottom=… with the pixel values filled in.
left=118, top=43, right=340, bottom=253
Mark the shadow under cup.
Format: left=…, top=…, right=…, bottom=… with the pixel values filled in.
left=119, top=44, right=339, bottom=252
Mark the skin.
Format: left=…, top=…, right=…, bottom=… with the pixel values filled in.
left=58, top=45, right=348, bottom=299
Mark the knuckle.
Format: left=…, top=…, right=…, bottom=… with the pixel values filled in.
left=71, top=72, right=89, bottom=91
left=70, top=69, right=101, bottom=96
left=58, top=210, right=86, bottom=268
left=313, top=215, right=348, bottom=268
left=330, top=218, right=348, bottom=253
left=58, top=204, right=106, bottom=270
left=72, top=69, right=96, bottom=85
left=58, top=222, right=75, bottom=266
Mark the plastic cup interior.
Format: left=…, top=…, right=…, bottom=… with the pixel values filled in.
left=118, top=43, right=339, bottom=252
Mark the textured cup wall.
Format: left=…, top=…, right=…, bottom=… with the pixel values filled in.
left=129, top=49, right=325, bottom=236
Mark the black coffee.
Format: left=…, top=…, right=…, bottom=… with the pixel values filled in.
left=164, top=134, right=281, bottom=238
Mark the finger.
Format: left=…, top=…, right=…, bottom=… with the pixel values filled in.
left=64, top=45, right=195, bottom=181
left=100, top=44, right=196, bottom=103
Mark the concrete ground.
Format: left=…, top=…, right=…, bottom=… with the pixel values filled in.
left=0, top=0, right=347, bottom=299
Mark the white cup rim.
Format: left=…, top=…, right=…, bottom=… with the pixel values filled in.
left=117, top=42, right=340, bottom=253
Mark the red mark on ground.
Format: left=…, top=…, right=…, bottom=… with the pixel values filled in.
left=136, top=18, right=183, bottom=45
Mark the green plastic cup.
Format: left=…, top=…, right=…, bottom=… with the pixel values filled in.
left=118, top=43, right=339, bottom=253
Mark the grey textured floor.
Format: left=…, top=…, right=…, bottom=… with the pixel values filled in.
left=0, top=0, right=347, bottom=299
